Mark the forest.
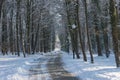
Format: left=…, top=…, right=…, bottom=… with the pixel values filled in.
left=0, top=0, right=120, bottom=80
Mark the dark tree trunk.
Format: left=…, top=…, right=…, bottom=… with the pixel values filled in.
left=9, top=9, right=14, bottom=55
left=0, top=0, right=4, bottom=18
left=32, top=22, right=40, bottom=54
left=84, top=0, right=94, bottom=63
left=26, top=0, right=31, bottom=54
left=109, top=0, right=120, bottom=67
left=95, top=25, right=102, bottom=56
left=16, top=0, right=21, bottom=56
left=76, top=0, right=87, bottom=61
left=1, top=6, right=8, bottom=55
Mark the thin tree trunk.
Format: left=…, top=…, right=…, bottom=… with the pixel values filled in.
left=9, top=9, right=14, bottom=55
left=95, top=25, right=102, bottom=56
left=26, top=0, right=31, bottom=54
left=16, top=0, right=20, bottom=56
left=32, top=22, right=40, bottom=54
left=84, top=0, right=94, bottom=63
left=0, top=0, right=4, bottom=18
left=19, top=14, right=26, bottom=57
left=76, top=0, right=87, bottom=61
left=101, top=18, right=109, bottom=58
left=1, top=5, right=8, bottom=55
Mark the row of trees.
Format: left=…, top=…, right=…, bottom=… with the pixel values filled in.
left=0, top=0, right=56, bottom=57
left=64, top=0, right=120, bottom=67
left=0, top=0, right=120, bottom=67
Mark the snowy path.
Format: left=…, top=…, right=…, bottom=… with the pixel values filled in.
left=27, top=54, right=80, bottom=80
left=28, top=57, right=51, bottom=80
left=0, top=53, right=80, bottom=80
left=1, top=52, right=120, bottom=80
left=47, top=54, right=80, bottom=80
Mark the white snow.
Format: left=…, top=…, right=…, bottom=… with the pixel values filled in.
left=0, top=53, right=51, bottom=80
left=72, top=24, right=77, bottom=29
left=62, top=52, right=120, bottom=80
left=1, top=51, right=120, bottom=80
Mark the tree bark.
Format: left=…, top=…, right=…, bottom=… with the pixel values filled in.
left=109, top=0, right=120, bottom=67
left=0, top=0, right=4, bottom=18
left=84, top=0, right=94, bottom=63
left=76, top=0, right=87, bottom=61
left=1, top=5, right=8, bottom=55
left=16, top=0, right=21, bottom=56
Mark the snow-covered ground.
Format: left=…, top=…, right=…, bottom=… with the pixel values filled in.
left=62, top=52, right=120, bottom=80
left=0, top=53, right=51, bottom=80
left=1, top=51, right=120, bottom=80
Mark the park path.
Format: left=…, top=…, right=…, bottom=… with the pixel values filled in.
left=28, top=57, right=51, bottom=80
left=47, top=54, right=80, bottom=80
left=28, top=53, right=80, bottom=80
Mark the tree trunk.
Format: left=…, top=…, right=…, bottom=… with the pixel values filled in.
left=0, top=0, right=4, bottom=18
left=19, top=13, right=26, bottom=57
left=26, top=0, right=31, bottom=54
left=95, top=24, right=102, bottom=56
left=109, top=0, right=120, bottom=67
left=32, top=22, right=40, bottom=54
left=65, top=0, right=80, bottom=59
left=9, top=9, right=14, bottom=55
left=75, top=0, right=87, bottom=61
left=16, top=0, right=20, bottom=56
left=84, top=0, right=94, bottom=63
left=1, top=5, right=8, bottom=55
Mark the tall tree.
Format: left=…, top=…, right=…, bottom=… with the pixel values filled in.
left=0, top=0, right=4, bottom=18
left=9, top=6, right=14, bottom=55
left=26, top=0, right=31, bottom=54
left=109, top=0, right=120, bottom=67
left=101, top=2, right=110, bottom=58
left=83, top=0, right=94, bottom=63
left=65, top=0, right=80, bottom=59
left=1, top=2, right=8, bottom=55
left=75, top=0, right=87, bottom=61
left=16, top=0, right=21, bottom=56
left=92, top=0, right=102, bottom=56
